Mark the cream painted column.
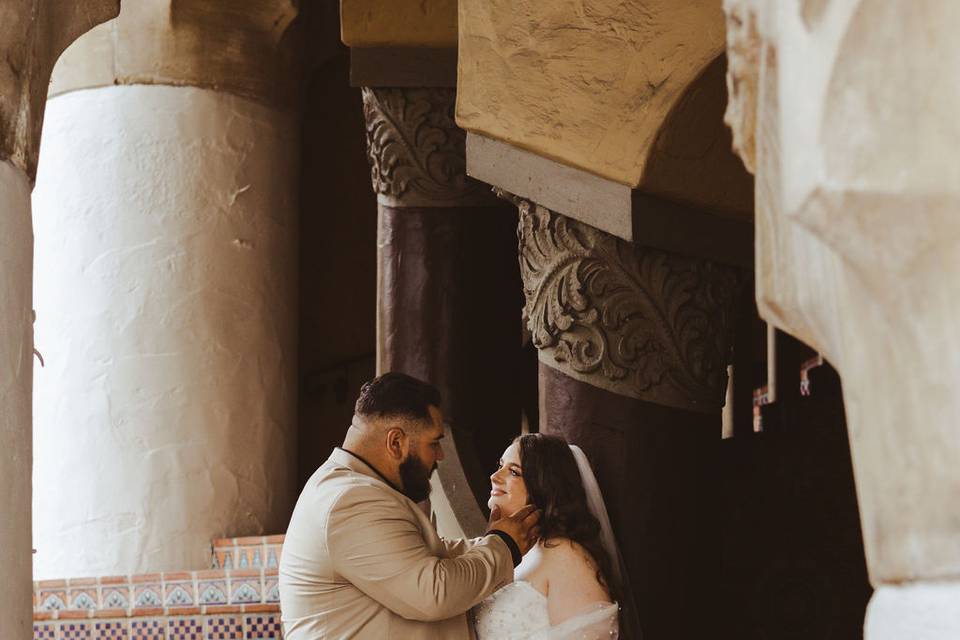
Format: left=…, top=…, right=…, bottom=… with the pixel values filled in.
left=1, top=159, right=38, bottom=639
left=0, top=0, right=120, bottom=633
left=723, top=1, right=960, bottom=638
left=31, top=1, right=300, bottom=579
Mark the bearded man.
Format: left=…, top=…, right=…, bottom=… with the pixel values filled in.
left=279, top=372, right=539, bottom=639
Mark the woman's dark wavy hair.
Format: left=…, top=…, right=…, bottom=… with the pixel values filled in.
left=515, top=433, right=619, bottom=602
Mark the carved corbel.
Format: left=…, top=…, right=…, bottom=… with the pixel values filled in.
left=511, top=193, right=742, bottom=412
left=0, top=0, right=120, bottom=180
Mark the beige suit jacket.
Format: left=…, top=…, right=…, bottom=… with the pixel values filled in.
left=279, top=448, right=514, bottom=639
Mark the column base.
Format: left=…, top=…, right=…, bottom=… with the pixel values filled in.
left=866, top=581, right=960, bottom=639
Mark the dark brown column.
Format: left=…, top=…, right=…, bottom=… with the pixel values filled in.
left=540, top=365, right=719, bottom=640
left=362, top=87, right=526, bottom=533
left=513, top=194, right=743, bottom=640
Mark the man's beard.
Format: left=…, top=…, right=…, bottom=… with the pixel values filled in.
left=399, top=453, right=434, bottom=503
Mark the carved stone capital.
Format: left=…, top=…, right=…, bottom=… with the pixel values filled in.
left=49, top=0, right=301, bottom=106
left=513, top=193, right=742, bottom=412
left=0, top=0, right=120, bottom=179
left=362, top=87, right=494, bottom=207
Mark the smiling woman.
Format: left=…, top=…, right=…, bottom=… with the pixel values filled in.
left=280, top=371, right=524, bottom=639
left=474, top=433, right=629, bottom=638
left=500, top=435, right=616, bottom=603
left=488, top=442, right=530, bottom=516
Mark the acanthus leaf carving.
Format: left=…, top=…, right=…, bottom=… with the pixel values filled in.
left=515, top=195, right=742, bottom=412
left=362, top=87, right=492, bottom=207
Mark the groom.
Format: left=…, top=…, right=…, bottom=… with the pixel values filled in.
left=279, top=372, right=540, bottom=638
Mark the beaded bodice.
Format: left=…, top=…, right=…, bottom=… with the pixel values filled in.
left=474, top=581, right=551, bottom=639
left=473, top=581, right=619, bottom=639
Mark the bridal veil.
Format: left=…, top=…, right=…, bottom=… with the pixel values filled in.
left=569, top=445, right=643, bottom=640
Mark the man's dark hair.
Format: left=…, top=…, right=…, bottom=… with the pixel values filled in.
left=354, top=372, right=442, bottom=422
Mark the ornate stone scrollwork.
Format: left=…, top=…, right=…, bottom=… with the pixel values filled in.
left=362, top=87, right=492, bottom=207
left=513, top=194, right=742, bottom=412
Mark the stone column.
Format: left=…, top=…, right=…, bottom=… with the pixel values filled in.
left=0, top=153, right=34, bottom=640
left=31, top=1, right=300, bottom=578
left=513, top=195, right=742, bottom=640
left=0, top=0, right=120, bottom=632
left=723, top=1, right=960, bottom=637
left=362, top=87, right=525, bottom=536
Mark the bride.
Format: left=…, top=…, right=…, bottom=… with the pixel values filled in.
left=472, top=433, right=640, bottom=639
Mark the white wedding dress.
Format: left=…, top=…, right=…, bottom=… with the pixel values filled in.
left=472, top=445, right=637, bottom=639
left=473, top=580, right=619, bottom=639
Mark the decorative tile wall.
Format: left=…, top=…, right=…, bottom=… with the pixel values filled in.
left=34, top=536, right=286, bottom=640
left=210, top=536, right=284, bottom=571
left=99, top=578, right=131, bottom=610
left=67, top=579, right=98, bottom=611
left=245, top=614, right=283, bottom=639
left=129, top=619, right=164, bottom=640
left=59, top=620, right=93, bottom=640
left=206, top=614, right=243, bottom=639
left=38, top=581, right=68, bottom=612
left=162, top=572, right=195, bottom=608
left=35, top=571, right=278, bottom=615
left=196, top=571, right=229, bottom=606
left=33, top=605, right=281, bottom=640
left=92, top=620, right=127, bottom=639
left=131, top=575, right=163, bottom=610
left=34, top=622, right=57, bottom=640
left=167, top=616, right=204, bottom=640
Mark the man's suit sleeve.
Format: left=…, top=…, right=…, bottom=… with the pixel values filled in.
left=327, top=484, right=514, bottom=622
left=441, top=537, right=475, bottom=559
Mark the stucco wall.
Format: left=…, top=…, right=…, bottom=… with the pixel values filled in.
left=0, top=159, right=35, bottom=640
left=340, top=0, right=457, bottom=47
left=457, top=0, right=726, bottom=187
left=32, top=84, right=298, bottom=578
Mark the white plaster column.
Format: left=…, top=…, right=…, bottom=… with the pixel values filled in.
left=0, top=160, right=36, bottom=638
left=723, top=1, right=960, bottom=637
left=31, top=83, right=298, bottom=578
